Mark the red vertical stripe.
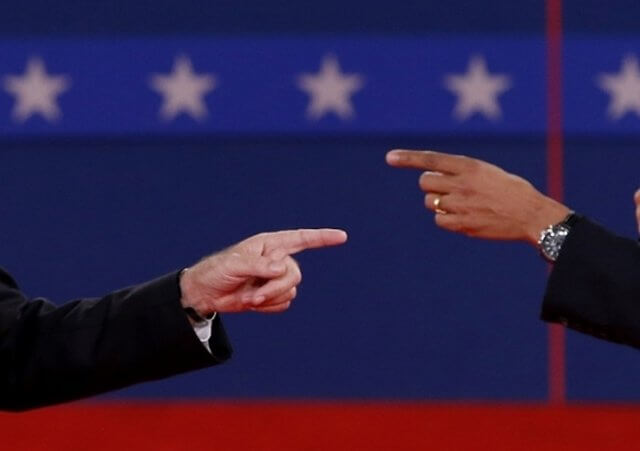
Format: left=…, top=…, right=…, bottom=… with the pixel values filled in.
left=546, top=0, right=566, bottom=404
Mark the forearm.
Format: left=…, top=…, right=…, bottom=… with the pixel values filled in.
left=541, top=217, right=640, bottom=347
left=0, top=271, right=231, bottom=411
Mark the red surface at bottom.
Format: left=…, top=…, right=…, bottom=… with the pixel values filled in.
left=2, top=402, right=640, bottom=450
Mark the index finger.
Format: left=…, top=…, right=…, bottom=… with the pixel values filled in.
left=386, top=149, right=471, bottom=174
left=262, top=228, right=348, bottom=255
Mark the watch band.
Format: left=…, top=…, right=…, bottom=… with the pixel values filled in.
left=561, top=211, right=579, bottom=227
left=538, top=211, right=578, bottom=262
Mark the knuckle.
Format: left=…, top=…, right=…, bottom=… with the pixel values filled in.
left=519, top=176, right=535, bottom=190
left=239, top=235, right=257, bottom=249
left=461, top=156, right=479, bottom=172
left=421, top=152, right=436, bottom=167
left=244, top=298, right=255, bottom=307
left=219, top=255, right=235, bottom=273
left=228, top=251, right=243, bottom=260
left=301, top=231, right=314, bottom=249
left=458, top=184, right=475, bottom=198
left=451, top=176, right=473, bottom=197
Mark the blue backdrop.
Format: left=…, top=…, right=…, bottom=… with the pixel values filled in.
left=0, top=0, right=639, bottom=402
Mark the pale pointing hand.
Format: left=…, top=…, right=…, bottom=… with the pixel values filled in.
left=179, top=229, right=347, bottom=316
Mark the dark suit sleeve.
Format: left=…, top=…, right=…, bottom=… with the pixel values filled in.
left=541, top=216, right=640, bottom=348
left=0, top=269, right=232, bottom=411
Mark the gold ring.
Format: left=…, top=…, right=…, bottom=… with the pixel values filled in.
left=433, top=196, right=447, bottom=215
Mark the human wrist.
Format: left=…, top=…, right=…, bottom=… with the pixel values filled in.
left=523, top=195, right=571, bottom=246
left=179, top=268, right=211, bottom=321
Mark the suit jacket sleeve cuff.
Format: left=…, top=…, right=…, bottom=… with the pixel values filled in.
left=541, top=216, right=640, bottom=346
left=144, top=271, right=233, bottom=367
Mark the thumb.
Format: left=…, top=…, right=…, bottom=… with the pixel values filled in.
left=267, top=248, right=288, bottom=261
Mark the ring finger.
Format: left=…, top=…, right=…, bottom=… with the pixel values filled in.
left=424, top=193, right=452, bottom=214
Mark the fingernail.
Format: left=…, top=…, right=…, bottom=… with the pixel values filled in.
left=253, top=295, right=266, bottom=304
left=269, top=262, right=285, bottom=272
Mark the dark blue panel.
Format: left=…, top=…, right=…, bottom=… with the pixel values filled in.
left=564, top=139, right=640, bottom=400
left=0, top=0, right=544, bottom=34
left=566, top=0, right=640, bottom=34
left=0, top=137, right=548, bottom=400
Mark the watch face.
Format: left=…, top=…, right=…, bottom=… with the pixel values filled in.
left=542, top=225, right=569, bottom=261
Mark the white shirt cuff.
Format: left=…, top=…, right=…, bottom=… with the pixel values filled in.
left=191, top=312, right=216, bottom=354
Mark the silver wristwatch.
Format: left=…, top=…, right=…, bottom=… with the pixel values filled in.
left=537, top=212, right=577, bottom=263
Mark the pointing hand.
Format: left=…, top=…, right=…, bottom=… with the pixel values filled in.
left=179, top=229, right=348, bottom=316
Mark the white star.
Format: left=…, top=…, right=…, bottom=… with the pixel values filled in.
left=149, top=55, right=217, bottom=121
left=297, top=55, right=364, bottom=120
left=444, top=55, right=511, bottom=121
left=597, top=55, right=640, bottom=120
left=3, top=57, right=70, bottom=123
